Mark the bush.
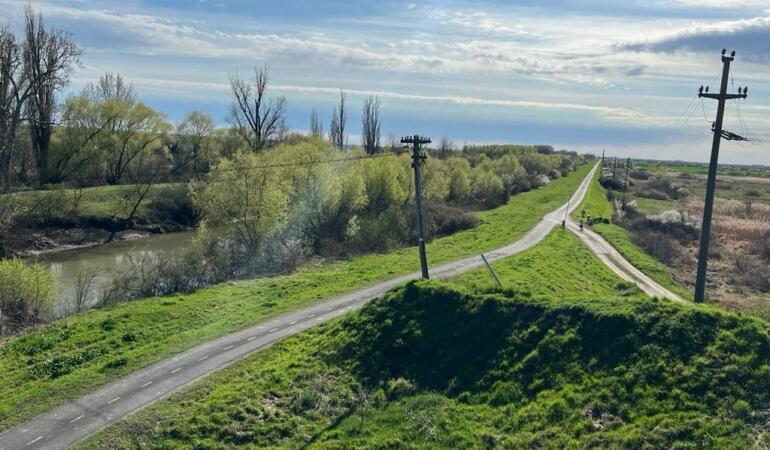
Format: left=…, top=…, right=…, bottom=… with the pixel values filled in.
left=629, top=229, right=679, bottom=265
left=416, top=202, right=478, bottom=240
left=755, top=231, right=770, bottom=262
left=600, top=176, right=625, bottom=191
left=146, top=186, right=196, bottom=227
left=638, top=188, right=670, bottom=200
left=629, top=170, right=650, bottom=180
left=0, top=259, right=56, bottom=335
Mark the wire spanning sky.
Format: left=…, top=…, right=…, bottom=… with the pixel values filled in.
left=3, top=0, right=770, bottom=164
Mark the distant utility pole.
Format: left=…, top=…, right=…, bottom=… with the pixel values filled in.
left=402, top=134, right=431, bottom=279
left=694, top=49, right=749, bottom=303
left=601, top=149, right=605, bottom=166
left=622, top=158, right=631, bottom=210
left=613, top=157, right=618, bottom=178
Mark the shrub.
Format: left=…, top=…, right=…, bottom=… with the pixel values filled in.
left=385, top=378, right=416, bottom=400
left=630, top=229, right=679, bottom=265
left=637, top=188, right=669, bottom=200
left=146, top=186, right=196, bottom=227
left=629, top=170, right=650, bottom=180
left=754, top=231, right=770, bottom=262
left=0, top=259, right=56, bottom=335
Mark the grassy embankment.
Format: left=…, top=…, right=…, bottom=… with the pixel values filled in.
left=574, top=167, right=692, bottom=300
left=78, top=276, right=770, bottom=449
left=0, top=164, right=592, bottom=431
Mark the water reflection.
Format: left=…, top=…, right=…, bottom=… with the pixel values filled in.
left=32, top=232, right=194, bottom=316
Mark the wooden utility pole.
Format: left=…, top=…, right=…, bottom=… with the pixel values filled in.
left=622, top=158, right=631, bottom=210
left=694, top=49, right=749, bottom=302
left=402, top=134, right=431, bottom=279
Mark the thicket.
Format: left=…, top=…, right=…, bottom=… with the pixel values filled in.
left=92, top=137, right=581, bottom=305
left=0, top=259, right=56, bottom=335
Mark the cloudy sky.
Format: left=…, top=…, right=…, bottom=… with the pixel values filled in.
left=3, top=0, right=770, bottom=164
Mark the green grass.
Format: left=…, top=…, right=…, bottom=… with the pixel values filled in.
left=3, top=183, right=181, bottom=220
left=574, top=170, right=692, bottom=300
left=634, top=160, right=770, bottom=179
left=571, top=165, right=613, bottom=221
left=633, top=197, right=678, bottom=215
left=450, top=229, right=645, bottom=300
left=77, top=282, right=770, bottom=449
left=0, top=164, right=593, bottom=432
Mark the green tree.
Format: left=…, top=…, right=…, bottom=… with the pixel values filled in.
left=445, top=157, right=472, bottom=203
left=191, top=150, right=291, bottom=256
left=175, top=110, right=215, bottom=175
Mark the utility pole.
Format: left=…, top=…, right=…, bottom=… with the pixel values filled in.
left=601, top=149, right=605, bottom=168
left=622, top=158, right=631, bottom=210
left=694, top=49, right=749, bottom=303
left=612, top=157, right=618, bottom=178
left=402, top=134, right=431, bottom=279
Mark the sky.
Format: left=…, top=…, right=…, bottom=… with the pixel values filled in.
left=2, top=0, right=770, bottom=164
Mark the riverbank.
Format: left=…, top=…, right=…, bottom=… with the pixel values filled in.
left=2, top=183, right=194, bottom=257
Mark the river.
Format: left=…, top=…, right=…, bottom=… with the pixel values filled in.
left=32, top=231, right=195, bottom=317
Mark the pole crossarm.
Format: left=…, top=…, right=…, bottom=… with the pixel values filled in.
left=700, top=93, right=747, bottom=101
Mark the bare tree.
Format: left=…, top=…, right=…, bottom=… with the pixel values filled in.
left=72, top=269, right=96, bottom=313
left=23, top=8, right=82, bottom=185
left=0, top=25, right=26, bottom=192
left=309, top=109, right=323, bottom=138
left=438, top=136, right=454, bottom=158
left=228, top=65, right=287, bottom=151
left=361, top=95, right=381, bottom=155
left=329, top=90, right=347, bottom=150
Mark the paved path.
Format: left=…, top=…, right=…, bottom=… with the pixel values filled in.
left=566, top=219, right=684, bottom=302
left=0, top=163, right=598, bottom=450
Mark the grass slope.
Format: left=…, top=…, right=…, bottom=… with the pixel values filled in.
left=450, top=229, right=644, bottom=300
left=0, top=164, right=592, bottom=431
left=575, top=168, right=692, bottom=300
left=78, top=282, right=770, bottom=449
left=4, top=183, right=181, bottom=221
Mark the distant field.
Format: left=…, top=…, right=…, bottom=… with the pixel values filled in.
left=634, top=160, right=770, bottom=179
left=2, top=183, right=183, bottom=221
left=0, top=164, right=593, bottom=432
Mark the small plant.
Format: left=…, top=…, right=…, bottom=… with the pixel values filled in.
left=100, top=318, right=117, bottom=332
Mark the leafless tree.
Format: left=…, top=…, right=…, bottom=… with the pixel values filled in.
left=0, top=193, right=22, bottom=256
left=309, top=109, right=323, bottom=138
left=23, top=8, right=82, bottom=185
left=0, top=25, right=26, bottom=192
left=438, top=136, right=454, bottom=158
left=228, top=65, right=287, bottom=151
left=387, top=134, right=400, bottom=152
left=329, top=90, right=347, bottom=150
left=72, top=269, right=96, bottom=313
left=361, top=95, right=381, bottom=155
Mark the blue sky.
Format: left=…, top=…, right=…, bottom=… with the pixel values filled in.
left=3, top=0, right=770, bottom=164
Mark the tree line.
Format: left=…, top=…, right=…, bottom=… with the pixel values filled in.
left=0, top=8, right=389, bottom=192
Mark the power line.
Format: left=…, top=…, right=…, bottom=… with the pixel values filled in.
left=16, top=152, right=399, bottom=189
